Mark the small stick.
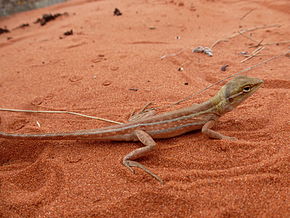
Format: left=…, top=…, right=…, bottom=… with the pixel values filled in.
left=36, top=121, right=41, bottom=127
left=249, top=39, right=264, bottom=48
left=238, top=30, right=258, bottom=43
left=240, top=8, right=256, bottom=20
left=210, top=39, right=228, bottom=49
left=233, top=24, right=281, bottom=37
left=243, top=54, right=267, bottom=57
left=211, top=24, right=281, bottom=48
left=180, top=60, right=192, bottom=67
left=252, top=46, right=264, bottom=54
left=160, top=49, right=185, bottom=59
left=0, top=108, right=123, bottom=124
left=249, top=40, right=290, bottom=48
left=241, top=46, right=265, bottom=63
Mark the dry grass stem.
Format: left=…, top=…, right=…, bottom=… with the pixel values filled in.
left=240, top=8, right=256, bottom=20
left=241, top=46, right=265, bottom=63
left=0, top=108, right=123, bottom=124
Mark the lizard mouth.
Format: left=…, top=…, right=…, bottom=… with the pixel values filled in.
left=252, top=79, right=264, bottom=91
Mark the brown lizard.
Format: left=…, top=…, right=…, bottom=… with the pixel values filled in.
left=0, top=75, right=263, bottom=183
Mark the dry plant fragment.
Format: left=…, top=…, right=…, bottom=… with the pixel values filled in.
left=241, top=46, right=265, bottom=63
left=160, top=49, right=184, bottom=59
left=0, top=108, right=123, bottom=124
left=211, top=24, right=281, bottom=49
left=192, top=46, right=213, bottom=57
left=249, top=40, right=290, bottom=48
left=240, top=8, right=256, bottom=20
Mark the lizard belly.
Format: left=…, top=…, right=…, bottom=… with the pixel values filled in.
left=95, top=133, right=138, bottom=142
left=149, top=122, right=205, bottom=139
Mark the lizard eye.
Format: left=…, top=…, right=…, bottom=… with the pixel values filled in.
left=243, top=86, right=251, bottom=93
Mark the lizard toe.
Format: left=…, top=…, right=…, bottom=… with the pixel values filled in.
left=123, top=159, right=163, bottom=184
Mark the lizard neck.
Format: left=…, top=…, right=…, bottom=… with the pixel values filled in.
left=207, top=90, right=233, bottom=116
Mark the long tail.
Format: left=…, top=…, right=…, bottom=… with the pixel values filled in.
left=0, top=131, right=99, bottom=140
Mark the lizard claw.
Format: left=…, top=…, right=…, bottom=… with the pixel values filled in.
left=123, top=160, right=136, bottom=174
left=123, top=159, right=164, bottom=184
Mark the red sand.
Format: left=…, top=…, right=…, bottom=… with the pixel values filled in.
left=0, top=0, right=289, bottom=217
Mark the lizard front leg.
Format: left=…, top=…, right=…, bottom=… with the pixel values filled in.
left=202, top=120, right=237, bottom=140
left=123, top=130, right=163, bottom=183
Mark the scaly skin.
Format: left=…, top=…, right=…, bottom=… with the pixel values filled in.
left=0, top=75, right=263, bottom=183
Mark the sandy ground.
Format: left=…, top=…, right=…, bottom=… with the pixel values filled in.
left=0, top=0, right=289, bottom=217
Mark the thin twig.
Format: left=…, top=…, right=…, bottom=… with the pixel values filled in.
left=252, top=46, right=264, bottom=54
left=0, top=108, right=123, bottom=124
left=210, top=39, right=228, bottom=49
left=243, top=54, right=267, bottom=57
left=241, top=46, right=265, bottom=63
left=249, top=39, right=264, bottom=48
left=160, top=49, right=185, bottom=59
left=211, top=24, right=281, bottom=49
left=238, top=30, right=258, bottom=42
left=233, top=24, right=281, bottom=37
left=240, top=8, right=256, bottom=20
left=180, top=60, right=192, bottom=67
left=249, top=40, right=290, bottom=48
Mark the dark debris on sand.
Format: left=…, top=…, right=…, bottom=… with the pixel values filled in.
left=34, top=12, right=68, bottom=26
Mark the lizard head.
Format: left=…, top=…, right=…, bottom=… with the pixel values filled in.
left=215, top=75, right=263, bottom=113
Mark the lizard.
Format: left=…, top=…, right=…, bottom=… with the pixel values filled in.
left=0, top=75, right=263, bottom=183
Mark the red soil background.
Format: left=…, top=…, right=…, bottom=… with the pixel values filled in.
left=0, top=0, right=289, bottom=217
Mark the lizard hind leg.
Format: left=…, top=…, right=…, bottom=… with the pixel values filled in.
left=122, top=130, right=163, bottom=183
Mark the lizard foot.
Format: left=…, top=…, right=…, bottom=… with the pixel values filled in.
left=123, top=160, right=163, bottom=184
